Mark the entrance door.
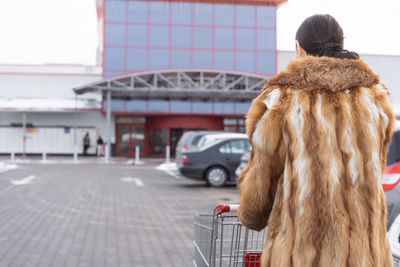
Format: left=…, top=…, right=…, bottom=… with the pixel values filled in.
left=170, top=129, right=185, bottom=156
left=116, top=124, right=145, bottom=156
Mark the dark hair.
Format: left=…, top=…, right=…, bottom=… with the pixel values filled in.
left=295, top=14, right=359, bottom=59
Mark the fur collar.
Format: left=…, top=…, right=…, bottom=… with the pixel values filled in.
left=267, top=56, right=379, bottom=92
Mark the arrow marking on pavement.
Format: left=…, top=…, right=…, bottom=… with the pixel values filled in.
left=11, top=175, right=36, bottom=186
left=121, top=177, right=144, bottom=187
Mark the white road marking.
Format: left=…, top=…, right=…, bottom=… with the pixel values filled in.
left=11, top=175, right=36, bottom=186
left=121, top=177, right=144, bottom=186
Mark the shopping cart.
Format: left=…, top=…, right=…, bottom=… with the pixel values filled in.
left=193, top=204, right=267, bottom=267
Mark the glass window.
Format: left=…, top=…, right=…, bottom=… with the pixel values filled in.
left=257, top=52, right=276, bottom=74
left=224, top=126, right=236, bottom=132
left=215, top=51, right=234, bottom=70
left=148, top=129, right=168, bottom=154
left=111, top=98, right=124, bottom=112
left=224, top=118, right=238, bottom=124
left=127, top=1, right=147, bottom=23
left=171, top=2, right=191, bottom=24
left=235, top=99, right=252, bottom=114
left=127, top=48, right=147, bottom=71
left=172, top=26, right=191, bottom=48
left=215, top=4, right=234, bottom=26
left=104, top=71, right=124, bottom=78
left=230, top=140, right=247, bottom=154
left=219, top=142, right=231, bottom=154
left=214, top=99, right=234, bottom=114
left=237, top=52, right=255, bottom=73
left=236, top=6, right=255, bottom=27
left=193, top=51, right=212, bottom=69
left=150, top=26, right=169, bottom=47
left=117, top=125, right=130, bottom=142
left=126, top=98, right=147, bottom=112
left=149, top=2, right=169, bottom=24
left=148, top=98, right=169, bottom=112
left=149, top=49, right=169, bottom=70
left=257, top=30, right=276, bottom=50
left=215, top=28, right=234, bottom=49
left=105, top=24, right=125, bottom=46
left=236, top=29, right=255, bottom=50
left=105, top=1, right=125, bottom=22
left=171, top=50, right=191, bottom=68
left=171, top=98, right=191, bottom=113
left=105, top=48, right=125, bottom=70
left=127, top=25, right=147, bottom=47
left=116, top=117, right=146, bottom=124
left=193, top=3, right=212, bottom=25
left=193, top=27, right=212, bottom=49
left=193, top=98, right=212, bottom=114
left=257, top=6, right=276, bottom=28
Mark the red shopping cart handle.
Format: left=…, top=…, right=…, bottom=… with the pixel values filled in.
left=216, top=204, right=239, bottom=215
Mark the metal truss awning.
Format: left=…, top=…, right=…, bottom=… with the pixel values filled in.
left=73, top=69, right=270, bottom=99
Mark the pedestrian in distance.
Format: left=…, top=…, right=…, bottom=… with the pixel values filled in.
left=83, top=132, right=90, bottom=155
left=237, top=14, right=395, bottom=267
left=97, top=135, right=104, bottom=157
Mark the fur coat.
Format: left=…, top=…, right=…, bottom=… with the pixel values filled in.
left=238, top=55, right=395, bottom=267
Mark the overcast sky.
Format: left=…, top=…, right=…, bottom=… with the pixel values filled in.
left=0, top=0, right=399, bottom=65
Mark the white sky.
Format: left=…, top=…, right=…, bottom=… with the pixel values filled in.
left=0, top=0, right=399, bottom=66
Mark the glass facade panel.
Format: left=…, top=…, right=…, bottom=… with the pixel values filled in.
left=193, top=3, right=212, bottom=25
left=172, top=26, right=191, bottom=48
left=237, top=52, right=255, bottom=73
left=257, top=52, right=276, bottom=74
left=149, top=1, right=169, bottom=24
left=125, top=98, right=147, bottom=112
left=150, top=26, right=169, bottom=47
left=193, top=98, right=212, bottom=114
left=236, top=29, right=255, bottom=50
left=111, top=98, right=124, bottom=112
left=214, top=99, right=234, bottom=114
left=105, top=1, right=125, bottom=22
left=193, top=27, right=212, bottom=49
left=148, top=98, right=169, bottom=112
left=104, top=71, right=124, bottom=78
left=127, top=48, right=147, bottom=71
left=148, top=129, right=168, bottom=154
left=215, top=4, right=234, bottom=26
left=171, top=50, right=191, bottom=68
left=149, top=49, right=169, bottom=70
left=235, top=99, right=252, bottom=114
left=215, top=51, right=234, bottom=70
left=127, top=1, right=147, bottom=23
left=170, top=98, right=191, bottom=113
left=193, top=51, right=212, bottom=69
left=105, top=48, right=124, bottom=70
left=257, top=6, right=276, bottom=28
left=127, top=25, right=147, bottom=47
left=171, top=2, right=191, bottom=24
left=236, top=6, right=255, bottom=27
left=257, top=30, right=276, bottom=50
left=105, top=24, right=125, bottom=46
left=215, top=28, right=234, bottom=49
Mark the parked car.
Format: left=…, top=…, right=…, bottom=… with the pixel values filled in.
left=175, top=131, right=224, bottom=164
left=178, top=137, right=250, bottom=187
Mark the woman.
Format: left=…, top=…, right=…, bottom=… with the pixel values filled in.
left=238, top=14, right=394, bottom=267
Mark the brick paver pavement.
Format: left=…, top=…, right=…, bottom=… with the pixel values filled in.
left=0, top=162, right=239, bottom=267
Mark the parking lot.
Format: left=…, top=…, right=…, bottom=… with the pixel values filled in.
left=0, top=159, right=239, bottom=267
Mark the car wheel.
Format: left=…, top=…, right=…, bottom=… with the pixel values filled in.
left=206, top=166, right=228, bottom=187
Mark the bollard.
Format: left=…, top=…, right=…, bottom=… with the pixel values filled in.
left=135, top=146, right=140, bottom=165
left=165, top=145, right=170, bottom=163
left=10, top=152, right=15, bottom=162
left=73, top=144, right=78, bottom=163
left=42, top=152, right=47, bottom=162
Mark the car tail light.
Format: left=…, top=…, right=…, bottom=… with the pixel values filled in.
left=383, top=162, right=400, bottom=191
left=182, top=155, right=188, bottom=164
left=182, top=145, right=187, bottom=151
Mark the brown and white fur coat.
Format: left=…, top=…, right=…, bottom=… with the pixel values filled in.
left=238, top=56, right=395, bottom=267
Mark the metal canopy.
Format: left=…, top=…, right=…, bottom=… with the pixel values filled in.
left=73, top=69, right=269, bottom=99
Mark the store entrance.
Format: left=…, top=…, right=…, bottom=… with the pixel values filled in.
left=170, top=129, right=185, bottom=156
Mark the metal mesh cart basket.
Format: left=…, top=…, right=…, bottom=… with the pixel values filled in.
left=194, top=204, right=267, bottom=267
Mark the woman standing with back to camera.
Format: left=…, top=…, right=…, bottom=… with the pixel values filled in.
left=238, top=14, right=395, bottom=267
